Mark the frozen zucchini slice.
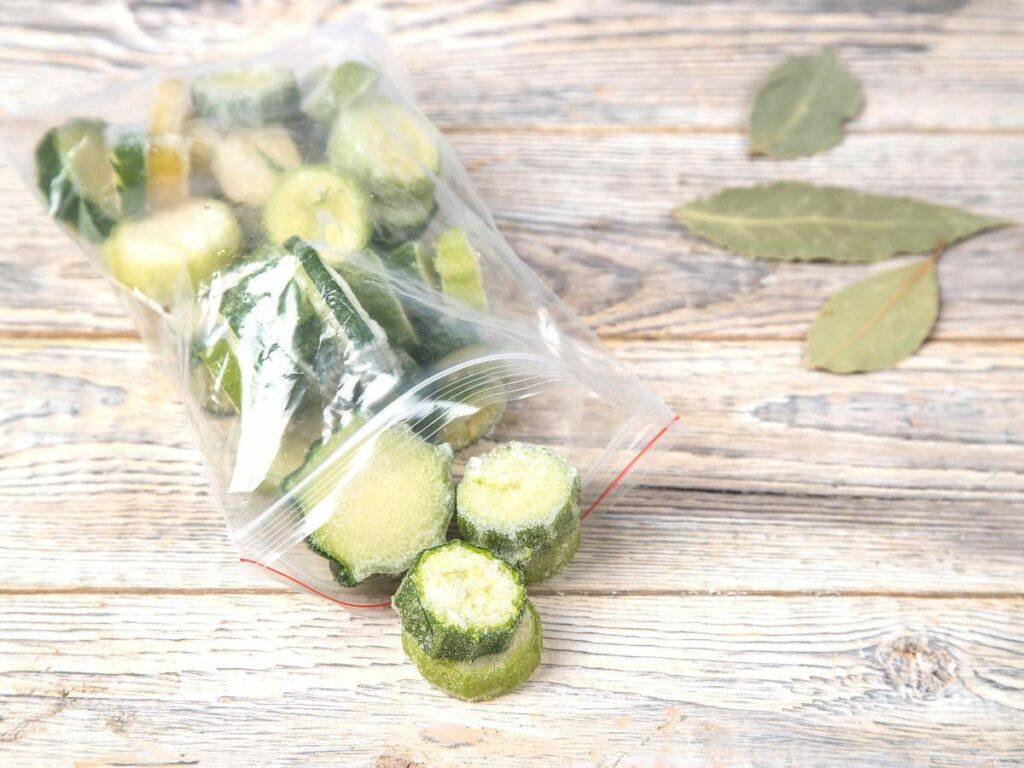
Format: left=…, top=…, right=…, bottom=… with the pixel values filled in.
left=328, top=97, right=440, bottom=196
left=104, top=198, right=242, bottom=306
left=263, top=166, right=372, bottom=254
left=418, top=346, right=506, bottom=451
left=192, top=67, right=300, bottom=127
left=108, top=127, right=146, bottom=218
left=211, top=126, right=301, bottom=207
left=191, top=331, right=242, bottom=415
left=328, top=250, right=419, bottom=353
left=301, top=61, right=379, bottom=125
left=393, top=540, right=526, bottom=661
left=518, top=520, right=580, bottom=585
left=35, top=119, right=120, bottom=242
left=457, top=442, right=581, bottom=580
left=383, top=240, right=437, bottom=288
left=433, top=229, right=487, bottom=311
left=287, top=423, right=455, bottom=586
left=402, top=600, right=542, bottom=702
left=371, top=187, right=437, bottom=248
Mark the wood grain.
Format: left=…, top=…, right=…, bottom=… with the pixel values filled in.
left=1, top=593, right=1022, bottom=767
left=3, top=337, right=1022, bottom=594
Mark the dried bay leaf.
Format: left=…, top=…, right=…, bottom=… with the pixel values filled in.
left=673, top=182, right=1010, bottom=262
left=807, top=256, right=939, bottom=374
left=749, top=49, right=862, bottom=159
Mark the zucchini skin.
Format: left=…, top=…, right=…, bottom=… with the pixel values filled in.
left=518, top=520, right=581, bottom=585
left=433, top=228, right=487, bottom=311
left=401, top=601, right=542, bottom=701
left=192, top=67, right=300, bottom=127
left=392, top=540, right=527, bottom=662
left=109, top=128, right=146, bottom=218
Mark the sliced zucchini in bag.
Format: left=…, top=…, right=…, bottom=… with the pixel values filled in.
left=328, top=250, right=419, bottom=353
left=434, top=228, right=488, bottom=311
left=108, top=127, right=146, bottom=218
left=457, top=442, right=582, bottom=582
left=372, top=187, right=437, bottom=248
left=192, top=67, right=300, bottom=127
left=104, top=198, right=242, bottom=306
left=382, top=240, right=437, bottom=288
left=393, top=540, right=527, bottom=662
left=301, top=61, right=379, bottom=125
left=402, top=600, right=542, bottom=701
left=287, top=423, right=455, bottom=586
left=263, top=166, right=372, bottom=254
left=146, top=133, right=190, bottom=209
left=35, top=119, right=120, bottom=242
left=211, top=126, right=301, bottom=207
left=416, top=346, right=506, bottom=451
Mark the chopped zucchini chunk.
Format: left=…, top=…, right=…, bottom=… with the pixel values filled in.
left=288, top=424, right=455, bottom=586
left=328, top=97, right=440, bottom=195
left=433, top=228, right=487, bottom=311
left=328, top=250, right=419, bottom=352
left=35, top=119, right=119, bottom=242
left=418, top=346, right=506, bottom=451
left=263, top=166, right=372, bottom=254
left=402, top=600, right=542, bottom=701
left=192, top=67, right=300, bottom=127
left=393, top=540, right=526, bottom=661
left=211, top=126, right=301, bottom=207
left=104, top=198, right=241, bottom=305
left=456, top=442, right=581, bottom=580
left=301, top=61, right=379, bottom=125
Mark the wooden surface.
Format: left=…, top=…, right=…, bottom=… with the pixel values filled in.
left=1, top=1, right=1022, bottom=766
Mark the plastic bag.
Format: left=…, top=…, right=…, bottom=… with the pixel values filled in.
left=0, top=14, right=680, bottom=607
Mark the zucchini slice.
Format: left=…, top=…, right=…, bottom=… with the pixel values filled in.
left=518, top=520, right=580, bottom=585
left=393, top=540, right=526, bottom=661
left=191, top=67, right=300, bottom=127
left=146, top=133, right=190, bottom=209
left=382, top=240, right=437, bottom=288
left=263, top=166, right=372, bottom=255
left=35, top=119, right=119, bottom=242
left=211, top=126, right=301, bottom=208
left=104, top=198, right=242, bottom=306
left=433, top=228, right=488, bottom=311
left=402, top=600, right=542, bottom=702
left=418, top=346, right=506, bottom=451
left=287, top=423, right=455, bottom=586
left=372, top=187, right=437, bottom=248
left=108, top=127, right=146, bottom=218
left=328, top=250, right=419, bottom=353
left=301, top=61, right=379, bottom=125
left=456, top=442, right=581, bottom=580
left=328, top=97, right=440, bottom=196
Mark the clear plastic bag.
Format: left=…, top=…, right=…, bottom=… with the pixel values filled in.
left=0, top=13, right=680, bottom=607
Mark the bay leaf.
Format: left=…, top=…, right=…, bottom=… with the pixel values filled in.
left=749, top=48, right=862, bottom=159
left=806, top=257, right=939, bottom=374
left=673, top=182, right=1010, bottom=262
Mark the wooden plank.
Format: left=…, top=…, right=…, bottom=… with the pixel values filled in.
left=1, top=130, right=1021, bottom=339
left=3, top=337, right=1022, bottom=594
left=1, top=593, right=1022, bottom=766
left=0, top=0, right=1022, bottom=131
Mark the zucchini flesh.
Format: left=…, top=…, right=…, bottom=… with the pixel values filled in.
left=301, top=61, right=379, bottom=125
left=402, top=600, right=542, bottom=701
left=371, top=187, right=437, bottom=248
left=382, top=240, right=437, bottom=288
left=192, top=67, right=300, bottom=127
left=456, top=442, right=581, bottom=579
left=433, top=229, right=488, bottom=311
left=104, top=198, right=242, bottom=306
left=393, top=540, right=526, bottom=661
left=328, top=98, right=440, bottom=195
left=211, top=127, right=301, bottom=207
left=417, top=346, right=506, bottom=451
left=289, top=424, right=454, bottom=586
left=147, top=79, right=190, bottom=209
left=263, top=166, right=372, bottom=254
left=35, top=119, right=119, bottom=242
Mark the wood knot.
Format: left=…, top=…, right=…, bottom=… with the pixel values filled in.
left=878, top=636, right=957, bottom=699
left=373, top=755, right=425, bottom=768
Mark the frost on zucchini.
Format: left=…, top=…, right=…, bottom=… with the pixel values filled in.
left=398, top=544, right=524, bottom=658
left=192, top=67, right=300, bottom=127
left=287, top=423, right=455, bottom=586
left=402, top=600, right=542, bottom=701
left=457, top=442, right=582, bottom=583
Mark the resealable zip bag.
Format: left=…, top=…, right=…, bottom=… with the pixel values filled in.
left=0, top=14, right=680, bottom=606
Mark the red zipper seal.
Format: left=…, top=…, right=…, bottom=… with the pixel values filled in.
left=241, top=413, right=680, bottom=608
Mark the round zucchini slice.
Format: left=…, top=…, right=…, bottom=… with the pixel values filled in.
left=211, top=126, right=301, bottom=208
left=433, top=228, right=487, bottom=311
left=456, top=442, right=581, bottom=579
left=191, top=67, right=300, bottom=127
left=104, top=198, right=242, bottom=306
left=518, top=519, right=580, bottom=585
left=263, top=166, right=372, bottom=254
left=286, top=423, right=455, bottom=586
left=393, top=540, right=527, bottom=662
left=402, top=600, right=542, bottom=701
left=419, top=346, right=507, bottom=451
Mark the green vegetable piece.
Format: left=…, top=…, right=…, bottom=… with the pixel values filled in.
left=301, top=61, right=379, bottom=125
left=418, top=346, right=506, bottom=451
left=393, top=540, right=527, bottom=662
left=104, top=198, right=242, bottom=306
left=457, top=442, right=581, bottom=581
left=807, top=255, right=939, bottom=374
left=191, top=67, right=300, bottom=127
left=192, top=332, right=242, bottom=414
left=35, top=119, right=120, bottom=242
left=383, top=240, right=437, bottom=288
left=371, top=187, right=437, bottom=248
left=263, top=166, right=372, bottom=255
left=402, top=600, right=542, bottom=701
left=288, top=423, right=455, bottom=586
left=673, top=182, right=1011, bottom=263
left=108, top=127, right=146, bottom=218
left=749, top=48, right=863, bottom=159
left=433, top=228, right=487, bottom=310
left=328, top=250, right=419, bottom=353
left=211, top=127, right=301, bottom=208
left=518, top=521, right=580, bottom=585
